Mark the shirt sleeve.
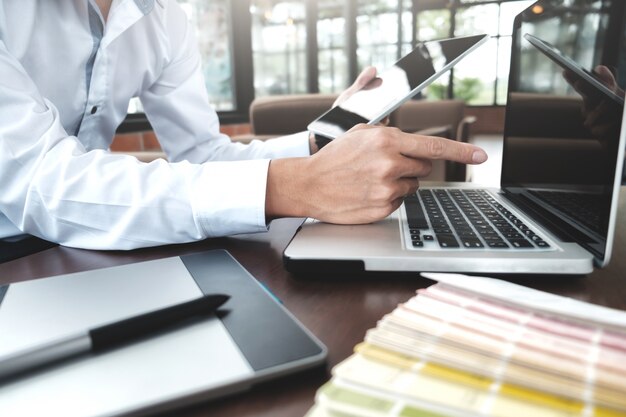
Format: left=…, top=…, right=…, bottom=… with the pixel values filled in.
left=139, top=2, right=311, bottom=164
left=0, top=37, right=302, bottom=250
left=137, top=2, right=311, bottom=238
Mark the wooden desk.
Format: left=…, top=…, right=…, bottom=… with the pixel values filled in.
left=2, top=190, right=626, bottom=417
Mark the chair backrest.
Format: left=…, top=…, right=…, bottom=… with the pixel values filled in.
left=246, top=95, right=473, bottom=182
left=390, top=99, right=466, bottom=140
left=250, top=94, right=337, bottom=136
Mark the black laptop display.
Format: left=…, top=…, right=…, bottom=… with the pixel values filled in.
left=283, top=0, right=626, bottom=275
left=502, top=0, right=626, bottom=262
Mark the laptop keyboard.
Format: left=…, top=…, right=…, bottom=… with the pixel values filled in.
left=403, top=189, right=552, bottom=250
left=529, top=190, right=604, bottom=235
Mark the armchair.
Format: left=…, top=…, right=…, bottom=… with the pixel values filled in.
left=238, top=95, right=476, bottom=181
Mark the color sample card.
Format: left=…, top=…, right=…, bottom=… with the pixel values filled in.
left=306, top=274, right=626, bottom=417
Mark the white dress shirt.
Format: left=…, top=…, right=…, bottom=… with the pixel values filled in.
left=0, top=0, right=311, bottom=249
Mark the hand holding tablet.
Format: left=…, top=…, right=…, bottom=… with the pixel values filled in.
left=308, top=34, right=489, bottom=140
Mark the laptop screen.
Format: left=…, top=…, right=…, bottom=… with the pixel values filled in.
left=501, top=0, right=626, bottom=262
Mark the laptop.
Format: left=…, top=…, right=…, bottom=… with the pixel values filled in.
left=284, top=4, right=626, bottom=275
left=0, top=250, right=326, bottom=416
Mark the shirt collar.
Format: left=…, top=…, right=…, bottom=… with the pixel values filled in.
left=99, top=0, right=160, bottom=48
left=133, top=0, right=155, bottom=15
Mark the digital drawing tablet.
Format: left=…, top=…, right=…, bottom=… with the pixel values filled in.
left=0, top=249, right=327, bottom=417
left=307, top=34, right=489, bottom=139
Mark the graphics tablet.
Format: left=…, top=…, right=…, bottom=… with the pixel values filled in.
left=308, top=34, right=488, bottom=139
left=0, top=250, right=326, bottom=417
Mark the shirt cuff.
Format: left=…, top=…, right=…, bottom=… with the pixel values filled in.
left=191, top=159, right=271, bottom=236
left=260, top=131, right=312, bottom=157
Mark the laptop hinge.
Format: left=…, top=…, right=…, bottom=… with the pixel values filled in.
left=501, top=190, right=597, bottom=244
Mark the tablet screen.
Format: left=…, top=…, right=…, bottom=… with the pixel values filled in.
left=308, top=34, right=488, bottom=139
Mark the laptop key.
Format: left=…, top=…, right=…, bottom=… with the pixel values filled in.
left=436, top=234, right=460, bottom=248
left=461, top=238, right=484, bottom=248
left=405, top=201, right=429, bottom=229
left=412, top=241, right=424, bottom=247
left=509, top=239, right=533, bottom=248
left=487, top=241, right=509, bottom=248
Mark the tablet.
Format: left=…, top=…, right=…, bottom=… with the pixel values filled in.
left=308, top=34, right=489, bottom=139
left=0, top=250, right=326, bottom=417
left=524, top=33, right=624, bottom=105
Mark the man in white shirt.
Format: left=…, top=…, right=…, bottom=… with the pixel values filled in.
left=0, top=0, right=487, bottom=250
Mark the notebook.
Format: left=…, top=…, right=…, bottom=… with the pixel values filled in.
left=0, top=249, right=326, bottom=417
left=284, top=5, right=626, bottom=275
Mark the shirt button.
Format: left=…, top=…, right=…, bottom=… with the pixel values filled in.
left=90, top=106, right=98, bottom=115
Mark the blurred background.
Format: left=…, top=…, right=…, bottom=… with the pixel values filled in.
left=127, top=0, right=537, bottom=121
left=118, top=0, right=624, bottom=184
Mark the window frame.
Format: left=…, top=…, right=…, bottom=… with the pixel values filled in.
left=119, top=0, right=531, bottom=133
left=118, top=0, right=253, bottom=133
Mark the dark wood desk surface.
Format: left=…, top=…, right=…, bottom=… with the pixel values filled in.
left=2, top=189, right=626, bottom=417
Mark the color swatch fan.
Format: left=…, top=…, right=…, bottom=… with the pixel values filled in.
left=306, top=273, right=626, bottom=417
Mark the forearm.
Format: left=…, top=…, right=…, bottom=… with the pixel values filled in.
left=264, top=124, right=488, bottom=225
left=265, top=157, right=313, bottom=219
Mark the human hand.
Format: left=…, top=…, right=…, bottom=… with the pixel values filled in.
left=333, top=66, right=383, bottom=107
left=563, top=66, right=624, bottom=139
left=268, top=124, right=488, bottom=224
left=309, top=66, right=387, bottom=154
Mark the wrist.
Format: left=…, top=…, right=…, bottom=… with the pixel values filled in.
left=265, top=157, right=312, bottom=220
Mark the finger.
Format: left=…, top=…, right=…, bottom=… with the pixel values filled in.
left=396, top=177, right=420, bottom=199
left=584, top=100, right=610, bottom=128
left=354, top=66, right=378, bottom=90
left=401, top=134, right=488, bottom=164
left=391, top=156, right=432, bottom=178
left=333, top=67, right=379, bottom=107
left=594, top=65, right=617, bottom=90
left=345, top=123, right=375, bottom=134
left=378, top=116, right=390, bottom=126
left=386, top=196, right=406, bottom=215
left=361, top=77, right=383, bottom=91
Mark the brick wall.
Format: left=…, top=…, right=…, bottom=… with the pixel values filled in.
left=110, top=123, right=252, bottom=152
left=110, top=107, right=504, bottom=152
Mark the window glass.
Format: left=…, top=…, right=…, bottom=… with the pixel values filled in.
left=499, top=0, right=535, bottom=35
left=453, top=36, right=498, bottom=105
left=129, top=0, right=236, bottom=113
left=401, top=4, right=412, bottom=43
left=319, top=49, right=348, bottom=93
left=455, top=4, right=500, bottom=37
left=416, top=9, right=451, bottom=40
left=423, top=76, right=451, bottom=101
left=496, top=36, right=512, bottom=104
left=251, top=1, right=307, bottom=96
left=357, top=44, right=398, bottom=71
left=178, top=0, right=235, bottom=110
left=318, top=2, right=346, bottom=93
left=357, top=0, right=400, bottom=77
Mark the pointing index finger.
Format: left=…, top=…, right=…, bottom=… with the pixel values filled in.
left=401, top=133, right=488, bottom=164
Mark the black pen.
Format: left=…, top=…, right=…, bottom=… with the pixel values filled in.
left=0, top=293, right=230, bottom=380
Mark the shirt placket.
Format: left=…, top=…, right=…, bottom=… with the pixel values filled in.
left=78, top=0, right=155, bottom=150
left=77, top=0, right=106, bottom=149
